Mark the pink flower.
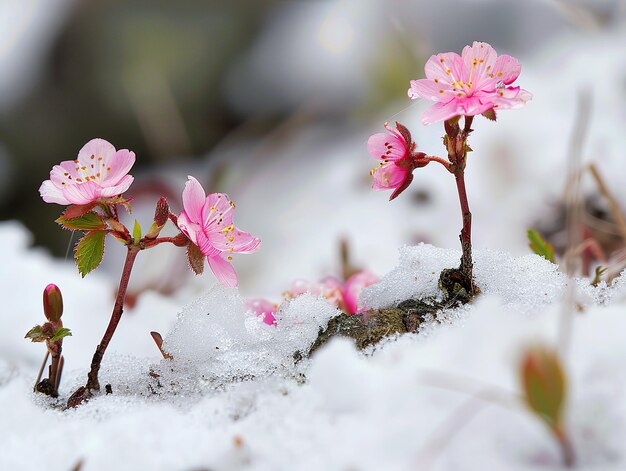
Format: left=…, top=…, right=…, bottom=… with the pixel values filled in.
left=368, top=122, right=426, bottom=200
left=245, top=298, right=277, bottom=326
left=343, top=270, right=379, bottom=314
left=177, top=176, right=260, bottom=287
left=408, top=41, right=532, bottom=125
left=39, top=139, right=135, bottom=205
left=283, top=276, right=347, bottom=311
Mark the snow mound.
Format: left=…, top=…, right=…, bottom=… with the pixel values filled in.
left=361, top=244, right=565, bottom=313
left=155, top=287, right=339, bottom=394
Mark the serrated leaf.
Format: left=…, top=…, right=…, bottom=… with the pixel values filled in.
left=528, top=229, right=555, bottom=263
left=63, top=202, right=98, bottom=219
left=56, top=212, right=107, bottom=231
left=51, top=327, right=72, bottom=342
left=25, top=325, right=45, bottom=342
left=75, top=231, right=106, bottom=277
left=102, top=196, right=132, bottom=213
left=132, top=220, right=142, bottom=243
left=187, top=243, right=205, bottom=275
left=482, top=108, right=497, bottom=121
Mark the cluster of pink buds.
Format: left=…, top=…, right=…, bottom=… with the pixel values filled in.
left=36, top=138, right=260, bottom=407
left=246, top=270, right=379, bottom=325
left=368, top=41, right=531, bottom=296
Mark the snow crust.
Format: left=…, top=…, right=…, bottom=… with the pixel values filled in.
left=3, top=221, right=626, bottom=471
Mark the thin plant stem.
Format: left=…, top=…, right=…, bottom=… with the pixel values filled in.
left=49, top=345, right=61, bottom=397
left=85, top=245, right=140, bottom=391
left=588, top=163, right=626, bottom=242
left=455, top=170, right=474, bottom=287
left=554, top=424, right=576, bottom=468
left=34, top=350, right=50, bottom=390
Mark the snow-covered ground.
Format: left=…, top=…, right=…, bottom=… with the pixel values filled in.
left=2, top=220, right=626, bottom=470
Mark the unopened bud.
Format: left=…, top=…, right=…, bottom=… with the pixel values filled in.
left=145, top=197, right=170, bottom=239
left=43, top=284, right=63, bottom=322
left=520, top=344, right=566, bottom=428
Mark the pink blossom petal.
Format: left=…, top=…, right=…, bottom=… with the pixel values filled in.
left=102, top=150, right=136, bottom=185
left=58, top=180, right=102, bottom=205
left=421, top=100, right=460, bottom=125
left=207, top=255, right=238, bottom=287
left=39, top=180, right=71, bottom=205
left=181, top=176, right=206, bottom=225
left=201, top=193, right=234, bottom=230
left=424, top=52, right=464, bottom=86
left=50, top=162, right=80, bottom=186
left=461, top=41, right=497, bottom=86
left=245, top=298, right=277, bottom=326
left=99, top=175, right=134, bottom=197
left=490, top=54, right=521, bottom=86
left=367, top=131, right=407, bottom=162
left=488, top=87, right=533, bottom=110
left=209, top=228, right=260, bottom=253
left=371, top=162, right=410, bottom=191
left=196, top=230, right=221, bottom=258
left=343, top=270, right=379, bottom=314
left=77, top=139, right=116, bottom=166
left=176, top=211, right=198, bottom=245
left=408, top=79, right=454, bottom=102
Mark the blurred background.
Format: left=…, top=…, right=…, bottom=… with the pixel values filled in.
left=1, top=0, right=625, bottom=299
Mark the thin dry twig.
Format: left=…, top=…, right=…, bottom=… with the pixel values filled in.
left=588, top=163, right=626, bottom=242
left=559, top=90, right=592, bottom=357
left=34, top=350, right=50, bottom=390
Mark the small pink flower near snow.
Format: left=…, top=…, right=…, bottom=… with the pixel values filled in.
left=177, top=176, right=260, bottom=287
left=245, top=298, right=277, bottom=326
left=343, top=270, right=378, bottom=314
left=368, top=122, right=426, bottom=200
left=39, top=138, right=135, bottom=205
left=408, top=41, right=532, bottom=125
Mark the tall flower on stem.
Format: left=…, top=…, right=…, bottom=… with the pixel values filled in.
left=369, top=41, right=531, bottom=298
left=38, top=139, right=259, bottom=407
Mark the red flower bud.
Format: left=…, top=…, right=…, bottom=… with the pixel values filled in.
left=145, top=197, right=170, bottom=239
left=43, top=284, right=63, bottom=323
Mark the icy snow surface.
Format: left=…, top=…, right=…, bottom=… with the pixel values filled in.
left=3, top=221, right=626, bottom=471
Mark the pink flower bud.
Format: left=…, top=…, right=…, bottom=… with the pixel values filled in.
left=43, top=284, right=63, bottom=323
left=145, top=197, right=170, bottom=239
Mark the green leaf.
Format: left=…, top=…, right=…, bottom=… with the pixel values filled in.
left=75, top=231, right=106, bottom=277
left=101, top=196, right=132, bottom=213
left=51, top=327, right=72, bottom=342
left=132, top=220, right=142, bottom=244
left=25, top=325, right=45, bottom=342
left=56, top=212, right=107, bottom=231
left=528, top=229, right=556, bottom=263
left=482, top=108, right=497, bottom=121
left=187, top=242, right=205, bottom=275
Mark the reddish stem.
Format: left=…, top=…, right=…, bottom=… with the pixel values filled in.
left=143, top=234, right=188, bottom=249
left=554, top=425, right=576, bottom=468
left=422, top=155, right=453, bottom=172
left=444, top=115, right=478, bottom=295
left=84, top=245, right=140, bottom=391
left=455, top=170, right=475, bottom=291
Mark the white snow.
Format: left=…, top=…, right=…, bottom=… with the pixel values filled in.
left=3, top=221, right=626, bottom=470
